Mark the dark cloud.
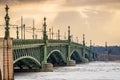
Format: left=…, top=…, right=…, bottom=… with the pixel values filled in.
left=65, top=0, right=120, bottom=7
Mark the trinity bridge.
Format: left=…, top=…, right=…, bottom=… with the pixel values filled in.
left=0, top=5, right=96, bottom=80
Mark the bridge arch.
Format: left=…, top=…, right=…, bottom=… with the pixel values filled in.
left=70, top=50, right=82, bottom=63
left=91, top=52, right=95, bottom=60
left=14, top=56, right=41, bottom=68
left=85, top=53, right=89, bottom=60
left=47, top=50, right=66, bottom=66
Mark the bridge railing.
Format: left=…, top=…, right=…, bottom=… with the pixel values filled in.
left=12, top=39, right=94, bottom=52
left=48, top=39, right=68, bottom=44
left=12, top=39, right=69, bottom=46
left=12, top=39, right=44, bottom=46
left=71, top=42, right=83, bottom=47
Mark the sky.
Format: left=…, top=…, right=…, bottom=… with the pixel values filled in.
left=0, top=0, right=120, bottom=46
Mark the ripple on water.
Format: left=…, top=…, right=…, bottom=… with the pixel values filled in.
left=15, top=61, right=120, bottom=80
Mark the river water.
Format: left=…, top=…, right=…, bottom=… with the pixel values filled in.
left=15, top=61, right=120, bottom=80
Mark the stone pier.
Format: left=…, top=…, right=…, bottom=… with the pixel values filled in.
left=0, top=38, right=14, bottom=80
left=41, top=63, right=53, bottom=72
left=67, top=60, right=76, bottom=66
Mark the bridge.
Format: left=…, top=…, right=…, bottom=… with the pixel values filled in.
left=0, top=5, right=96, bottom=80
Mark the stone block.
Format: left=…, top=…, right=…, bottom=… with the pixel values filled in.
left=81, top=57, right=89, bottom=63
left=41, top=63, right=53, bottom=72
left=67, top=60, right=76, bottom=66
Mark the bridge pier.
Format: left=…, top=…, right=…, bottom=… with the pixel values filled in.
left=67, top=26, right=76, bottom=66
left=41, top=63, right=53, bottom=72
left=0, top=38, right=14, bottom=80
left=41, top=17, right=53, bottom=72
left=0, top=5, right=14, bottom=80
left=81, top=57, right=89, bottom=63
left=67, top=60, right=76, bottom=66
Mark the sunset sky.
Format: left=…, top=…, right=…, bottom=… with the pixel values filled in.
left=0, top=0, right=120, bottom=46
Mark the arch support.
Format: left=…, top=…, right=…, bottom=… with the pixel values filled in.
left=70, top=50, right=82, bottom=63
left=47, top=50, right=66, bottom=66
left=83, top=53, right=89, bottom=63
left=14, top=56, right=42, bottom=72
left=41, top=63, right=53, bottom=72
left=67, top=60, right=76, bottom=66
left=14, top=56, right=41, bottom=67
left=41, top=17, right=53, bottom=72
left=67, top=26, right=76, bottom=66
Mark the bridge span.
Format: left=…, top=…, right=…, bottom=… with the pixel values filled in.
left=13, top=39, right=95, bottom=70
left=0, top=5, right=96, bottom=80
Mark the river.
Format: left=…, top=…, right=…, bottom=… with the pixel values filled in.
left=15, top=61, right=120, bottom=80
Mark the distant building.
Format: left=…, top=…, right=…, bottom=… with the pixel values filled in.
left=97, top=42, right=120, bottom=61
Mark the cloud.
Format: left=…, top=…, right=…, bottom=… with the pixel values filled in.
left=52, top=9, right=114, bottom=44
left=53, top=9, right=113, bottom=29
left=65, top=0, right=120, bottom=6
left=64, top=0, right=120, bottom=9
left=0, top=0, right=119, bottom=45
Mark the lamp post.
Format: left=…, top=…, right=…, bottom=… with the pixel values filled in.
left=4, top=5, right=10, bottom=39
